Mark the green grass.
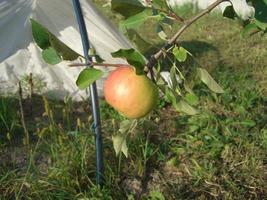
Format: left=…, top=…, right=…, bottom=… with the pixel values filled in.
left=0, top=3, right=267, bottom=200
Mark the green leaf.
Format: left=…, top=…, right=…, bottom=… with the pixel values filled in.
left=160, top=16, right=174, bottom=28
left=112, top=133, right=128, bottom=157
left=156, top=25, right=168, bottom=41
left=111, top=0, right=146, bottom=18
left=42, top=47, right=62, bottom=65
left=166, top=157, right=178, bottom=167
left=223, top=6, right=237, bottom=19
left=31, top=19, right=80, bottom=63
left=31, top=19, right=50, bottom=50
left=126, top=29, right=153, bottom=53
left=149, top=190, right=165, bottom=200
left=120, top=9, right=153, bottom=32
left=111, top=48, right=146, bottom=75
left=170, top=65, right=178, bottom=89
left=230, top=119, right=256, bottom=127
left=197, top=68, right=224, bottom=93
left=253, top=0, right=267, bottom=30
left=49, top=33, right=80, bottom=61
left=185, top=93, right=199, bottom=106
left=239, top=119, right=256, bottom=127
left=112, top=119, right=133, bottom=157
left=164, top=87, right=176, bottom=104
left=255, top=0, right=267, bottom=24
left=174, top=100, right=198, bottom=115
left=76, top=68, right=104, bottom=90
left=152, top=0, right=169, bottom=11
left=173, top=46, right=188, bottom=62
left=119, top=9, right=164, bottom=33
left=119, top=120, right=132, bottom=133
left=255, top=20, right=267, bottom=31
left=242, top=23, right=260, bottom=38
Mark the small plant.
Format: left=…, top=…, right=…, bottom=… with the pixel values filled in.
left=20, top=73, right=47, bottom=97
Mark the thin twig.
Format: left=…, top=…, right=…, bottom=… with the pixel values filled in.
left=69, top=62, right=131, bottom=68
left=146, top=0, right=226, bottom=71
left=29, top=73, right=33, bottom=115
left=156, top=7, right=184, bottom=23
left=18, top=81, right=30, bottom=147
left=145, top=0, right=184, bottom=22
left=168, top=12, right=184, bottom=23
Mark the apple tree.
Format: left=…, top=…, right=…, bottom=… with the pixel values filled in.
left=31, top=0, right=267, bottom=157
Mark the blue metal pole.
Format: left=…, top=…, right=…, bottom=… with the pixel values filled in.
left=72, top=0, right=104, bottom=186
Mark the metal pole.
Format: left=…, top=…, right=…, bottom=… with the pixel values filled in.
left=72, top=0, right=104, bottom=186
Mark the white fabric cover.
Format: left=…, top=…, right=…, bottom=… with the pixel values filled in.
left=168, top=0, right=254, bottom=20
left=0, top=0, right=132, bottom=99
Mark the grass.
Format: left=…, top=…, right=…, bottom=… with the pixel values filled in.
left=0, top=2, right=267, bottom=200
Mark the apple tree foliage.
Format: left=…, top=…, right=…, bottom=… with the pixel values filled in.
left=31, top=0, right=267, bottom=157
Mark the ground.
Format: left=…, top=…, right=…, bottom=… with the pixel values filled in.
left=0, top=2, right=267, bottom=200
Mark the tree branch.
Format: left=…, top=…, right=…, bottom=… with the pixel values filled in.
left=146, top=0, right=226, bottom=71
left=168, top=12, right=184, bottom=23
left=69, top=62, right=131, bottom=68
left=70, top=0, right=225, bottom=80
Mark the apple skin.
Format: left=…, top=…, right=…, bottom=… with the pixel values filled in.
left=104, top=66, right=159, bottom=119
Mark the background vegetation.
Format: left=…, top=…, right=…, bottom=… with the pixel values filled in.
left=0, top=2, right=266, bottom=199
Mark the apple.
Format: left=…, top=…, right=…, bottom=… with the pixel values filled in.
left=104, top=66, right=159, bottom=119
